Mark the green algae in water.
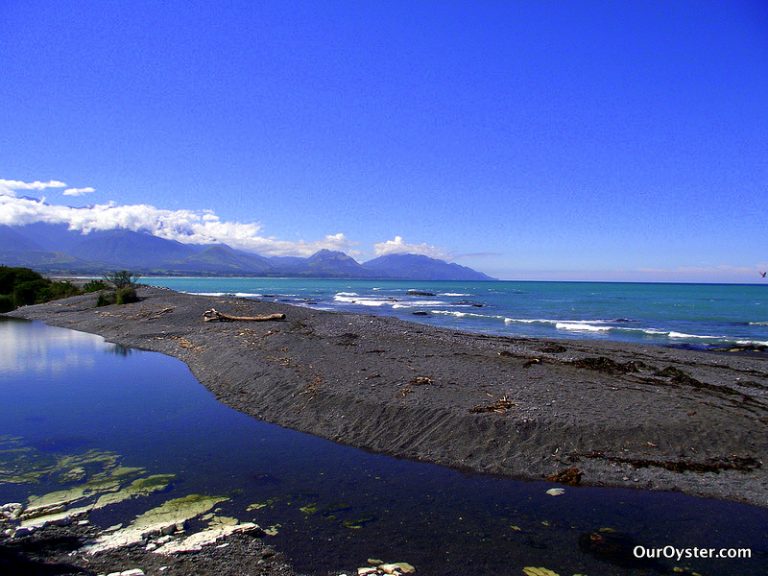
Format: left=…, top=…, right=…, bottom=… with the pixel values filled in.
left=94, top=474, right=176, bottom=508
left=0, top=436, right=60, bottom=484
left=299, top=503, right=319, bottom=515
left=246, top=497, right=277, bottom=511
left=343, top=515, right=377, bottom=530
left=3, top=437, right=178, bottom=534
left=0, top=439, right=124, bottom=486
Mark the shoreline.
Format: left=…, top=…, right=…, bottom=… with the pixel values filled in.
left=6, top=286, right=768, bottom=508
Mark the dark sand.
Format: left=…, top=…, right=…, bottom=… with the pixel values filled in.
left=6, top=286, right=768, bottom=508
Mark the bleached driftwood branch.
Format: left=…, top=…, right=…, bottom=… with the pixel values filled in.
left=202, top=308, right=286, bottom=322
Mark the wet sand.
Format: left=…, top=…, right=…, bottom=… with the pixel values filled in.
left=7, top=286, right=768, bottom=508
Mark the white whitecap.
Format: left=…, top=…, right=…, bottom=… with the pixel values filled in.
left=667, top=331, right=723, bottom=340
left=555, top=322, right=612, bottom=332
left=735, top=339, right=768, bottom=346
left=504, top=318, right=558, bottom=325
left=431, top=310, right=504, bottom=321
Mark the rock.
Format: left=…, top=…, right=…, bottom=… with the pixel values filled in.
left=86, top=494, right=228, bottom=554
left=358, top=568, right=377, bottom=576
left=153, top=522, right=260, bottom=554
left=545, top=488, right=565, bottom=496
left=1, top=503, right=23, bottom=520
left=407, top=290, right=435, bottom=297
left=121, top=569, right=145, bottom=576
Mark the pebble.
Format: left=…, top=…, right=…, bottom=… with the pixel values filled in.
left=1, top=503, right=23, bottom=520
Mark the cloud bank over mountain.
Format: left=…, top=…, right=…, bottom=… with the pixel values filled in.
left=0, top=178, right=445, bottom=260
left=373, top=235, right=448, bottom=260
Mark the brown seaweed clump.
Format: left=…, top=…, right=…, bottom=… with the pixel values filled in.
left=470, top=395, right=516, bottom=414
left=546, top=467, right=583, bottom=486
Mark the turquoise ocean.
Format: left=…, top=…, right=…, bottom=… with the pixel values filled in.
left=142, top=278, right=768, bottom=350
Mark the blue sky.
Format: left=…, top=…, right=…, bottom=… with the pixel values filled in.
left=1, top=0, right=766, bottom=281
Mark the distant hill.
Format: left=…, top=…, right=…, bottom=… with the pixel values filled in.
left=69, top=229, right=199, bottom=269
left=0, top=224, right=495, bottom=280
left=362, top=253, right=494, bottom=281
left=303, top=249, right=373, bottom=278
left=170, top=244, right=274, bottom=275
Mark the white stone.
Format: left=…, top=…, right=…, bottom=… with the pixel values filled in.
left=154, top=523, right=260, bottom=554
left=121, top=570, right=145, bottom=576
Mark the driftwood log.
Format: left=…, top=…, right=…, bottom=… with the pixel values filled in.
left=203, top=308, right=286, bottom=322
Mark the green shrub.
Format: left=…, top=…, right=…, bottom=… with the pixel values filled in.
left=104, top=270, right=141, bottom=289
left=12, top=279, right=49, bottom=307
left=96, top=292, right=116, bottom=307
left=41, top=281, right=80, bottom=301
left=0, top=266, right=45, bottom=295
left=0, top=295, right=14, bottom=313
left=82, top=279, right=108, bottom=293
left=0, top=267, right=90, bottom=311
left=115, top=287, right=139, bottom=305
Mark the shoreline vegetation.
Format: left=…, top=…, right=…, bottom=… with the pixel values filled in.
left=2, top=285, right=767, bottom=574
left=0, top=266, right=141, bottom=313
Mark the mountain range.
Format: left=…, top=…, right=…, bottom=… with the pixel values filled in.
left=0, top=224, right=494, bottom=280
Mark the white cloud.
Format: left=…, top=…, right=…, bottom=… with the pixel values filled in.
left=0, top=191, right=357, bottom=257
left=0, top=179, right=67, bottom=197
left=373, top=235, right=448, bottom=259
left=63, top=186, right=96, bottom=197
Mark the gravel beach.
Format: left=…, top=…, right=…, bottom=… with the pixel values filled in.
left=7, top=285, right=767, bottom=509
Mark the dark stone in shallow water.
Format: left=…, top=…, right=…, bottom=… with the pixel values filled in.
left=412, top=311, right=430, bottom=316
left=252, top=473, right=281, bottom=486
left=578, top=531, right=663, bottom=570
